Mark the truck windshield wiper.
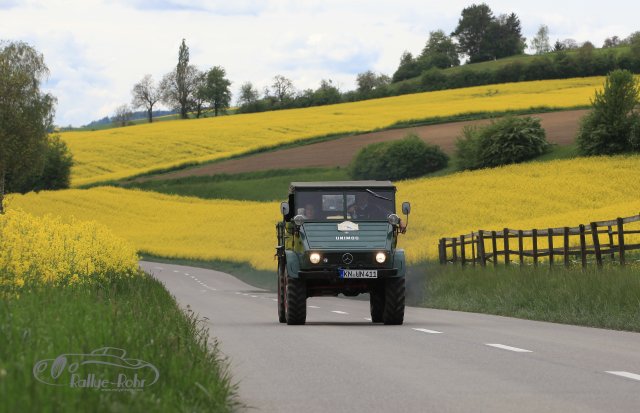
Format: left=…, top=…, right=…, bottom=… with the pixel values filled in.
left=366, top=189, right=392, bottom=201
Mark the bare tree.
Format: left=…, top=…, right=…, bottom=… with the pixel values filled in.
left=112, top=104, right=133, bottom=127
left=271, top=75, right=295, bottom=105
left=131, top=74, right=160, bottom=123
left=530, top=25, right=551, bottom=55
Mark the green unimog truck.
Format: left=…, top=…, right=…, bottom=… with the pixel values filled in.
left=275, top=181, right=411, bottom=325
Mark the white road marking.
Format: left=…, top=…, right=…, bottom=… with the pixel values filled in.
left=173, top=270, right=179, bottom=273
left=251, top=295, right=258, bottom=298
left=235, top=292, right=242, bottom=295
left=413, top=328, right=443, bottom=334
left=272, top=298, right=278, bottom=302
left=606, top=371, right=640, bottom=382
left=485, top=343, right=532, bottom=353
left=308, top=305, right=321, bottom=309
left=242, top=293, right=249, bottom=296
left=364, top=317, right=372, bottom=321
left=331, top=311, right=348, bottom=315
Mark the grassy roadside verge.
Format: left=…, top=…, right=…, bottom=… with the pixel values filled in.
left=0, top=273, right=239, bottom=412
left=425, top=264, right=640, bottom=332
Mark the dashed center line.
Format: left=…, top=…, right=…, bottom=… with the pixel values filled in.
left=413, top=328, right=443, bottom=334
left=308, top=305, right=321, bottom=309
left=606, top=371, right=640, bottom=382
left=250, top=295, right=258, bottom=298
left=331, top=311, right=348, bottom=315
left=485, top=343, right=532, bottom=353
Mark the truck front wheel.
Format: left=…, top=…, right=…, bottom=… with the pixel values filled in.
left=285, top=270, right=307, bottom=325
left=369, top=286, right=385, bottom=323
left=383, top=277, right=405, bottom=325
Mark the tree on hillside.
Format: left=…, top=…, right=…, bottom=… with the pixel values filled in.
left=112, top=104, right=133, bottom=127
left=603, top=36, right=621, bottom=48
left=577, top=69, right=640, bottom=155
left=312, top=79, right=341, bottom=105
left=418, top=30, right=460, bottom=69
left=160, top=39, right=195, bottom=119
left=451, top=3, right=495, bottom=62
left=487, top=13, right=526, bottom=59
left=0, top=40, right=56, bottom=213
left=356, top=70, right=390, bottom=95
left=191, top=69, right=208, bottom=118
left=131, top=74, right=160, bottom=123
left=530, top=25, right=551, bottom=55
left=391, top=51, right=420, bottom=82
left=238, top=81, right=260, bottom=107
left=201, top=66, right=232, bottom=116
left=271, top=75, right=295, bottom=105
left=160, top=63, right=200, bottom=119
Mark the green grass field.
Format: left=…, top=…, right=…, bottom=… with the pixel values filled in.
left=0, top=273, right=238, bottom=413
left=424, top=263, right=640, bottom=331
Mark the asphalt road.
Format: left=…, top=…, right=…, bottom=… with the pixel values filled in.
left=141, top=261, right=640, bottom=413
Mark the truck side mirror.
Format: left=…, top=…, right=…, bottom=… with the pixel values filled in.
left=280, top=202, right=290, bottom=216
left=402, top=202, right=411, bottom=215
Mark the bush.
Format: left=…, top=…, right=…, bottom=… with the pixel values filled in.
left=350, top=134, right=449, bottom=181
left=577, top=69, right=640, bottom=155
left=455, top=116, right=550, bottom=170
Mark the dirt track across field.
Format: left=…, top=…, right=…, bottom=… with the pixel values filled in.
left=144, top=109, right=588, bottom=181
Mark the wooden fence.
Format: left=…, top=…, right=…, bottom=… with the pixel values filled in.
left=438, top=214, right=640, bottom=268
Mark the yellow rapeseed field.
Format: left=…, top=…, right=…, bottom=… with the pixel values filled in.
left=65, top=77, right=606, bottom=186
left=0, top=209, right=139, bottom=289
left=9, top=155, right=640, bottom=270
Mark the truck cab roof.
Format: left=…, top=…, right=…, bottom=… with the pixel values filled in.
left=288, top=181, right=396, bottom=194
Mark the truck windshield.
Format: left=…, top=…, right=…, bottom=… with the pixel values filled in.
left=295, top=190, right=395, bottom=221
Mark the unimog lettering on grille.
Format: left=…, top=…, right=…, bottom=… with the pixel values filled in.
left=275, top=181, right=411, bottom=325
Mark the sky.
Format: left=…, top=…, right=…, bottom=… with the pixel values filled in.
left=1, top=0, right=638, bottom=127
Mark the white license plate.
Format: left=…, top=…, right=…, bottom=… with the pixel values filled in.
left=339, top=269, right=378, bottom=279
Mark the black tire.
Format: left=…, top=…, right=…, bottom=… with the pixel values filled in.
left=369, top=286, right=385, bottom=323
left=285, top=270, right=307, bottom=325
left=383, top=277, right=405, bottom=325
left=277, top=262, right=286, bottom=323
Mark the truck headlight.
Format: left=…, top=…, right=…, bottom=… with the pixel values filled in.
left=310, top=253, right=321, bottom=264
left=388, top=214, right=400, bottom=226
left=376, top=252, right=386, bottom=263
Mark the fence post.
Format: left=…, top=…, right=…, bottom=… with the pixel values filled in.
left=439, top=238, right=446, bottom=264
left=607, top=225, right=615, bottom=261
left=532, top=229, right=539, bottom=266
left=478, top=231, right=486, bottom=267
left=460, top=235, right=466, bottom=266
left=563, top=226, right=570, bottom=268
left=547, top=228, right=554, bottom=267
left=518, top=230, right=524, bottom=266
left=451, top=237, right=458, bottom=264
left=590, top=222, right=603, bottom=268
left=617, top=217, right=626, bottom=266
left=471, top=233, right=476, bottom=267
left=491, top=231, right=498, bottom=267
left=503, top=228, right=510, bottom=266
left=579, top=224, right=587, bottom=269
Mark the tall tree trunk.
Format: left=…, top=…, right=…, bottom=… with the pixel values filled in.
left=148, top=106, right=153, bottom=123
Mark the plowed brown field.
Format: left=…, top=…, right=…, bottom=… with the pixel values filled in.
left=143, top=109, right=587, bottom=181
